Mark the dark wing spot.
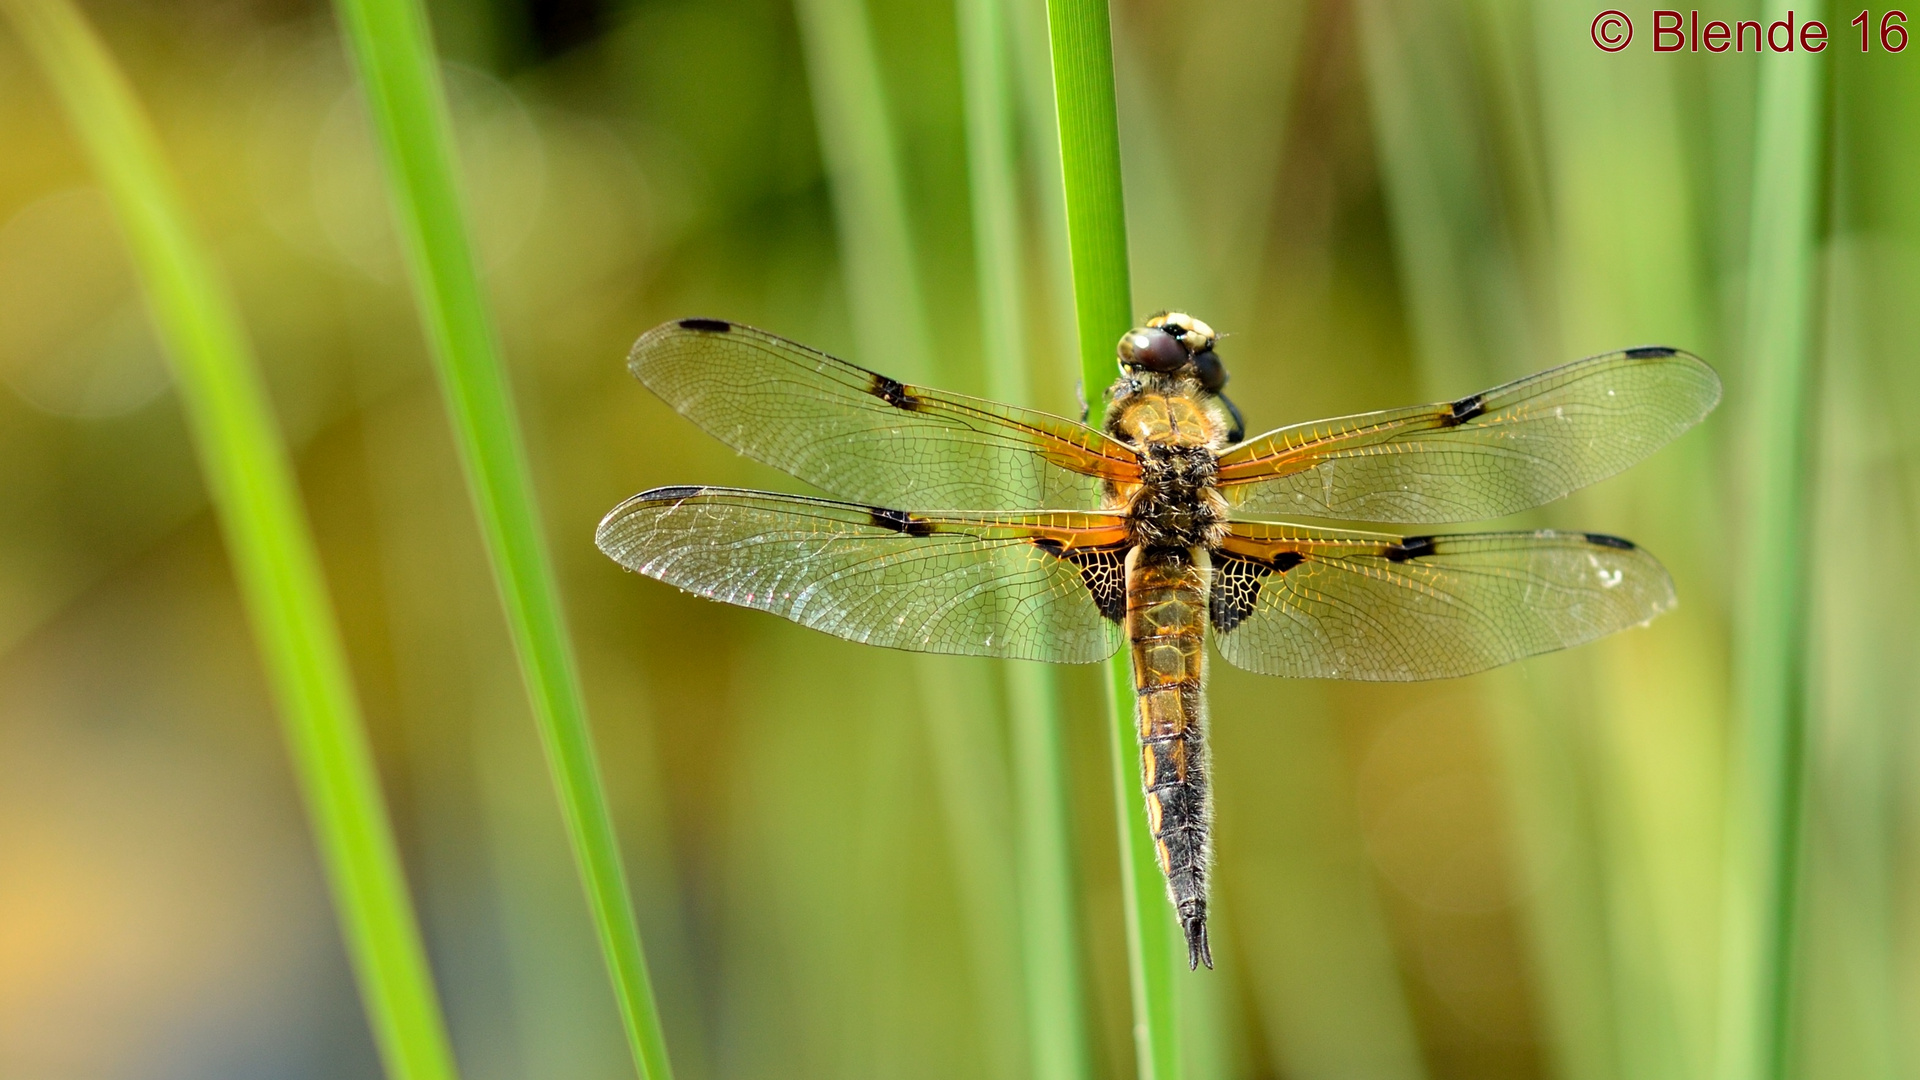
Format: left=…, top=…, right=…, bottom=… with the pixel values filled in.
left=1210, top=554, right=1267, bottom=632
left=1623, top=345, right=1677, bottom=359
left=1210, top=550, right=1301, bottom=632
left=676, top=317, right=732, bottom=333
left=638, top=485, right=708, bottom=502
left=1443, top=393, right=1486, bottom=426
left=869, top=373, right=921, bottom=410
left=1036, top=540, right=1129, bottom=623
left=869, top=506, right=934, bottom=536
left=1584, top=532, right=1636, bottom=550
left=1383, top=535, right=1437, bottom=563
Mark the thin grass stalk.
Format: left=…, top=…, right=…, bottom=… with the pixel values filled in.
left=1718, top=4, right=1829, bottom=1079
left=1003, top=662, right=1086, bottom=1067
left=956, top=0, right=1022, bottom=378
left=1529, top=8, right=1727, bottom=1078
left=1102, top=655, right=1181, bottom=1080
left=899, top=661, right=1026, bottom=1080
left=791, top=0, right=935, bottom=364
left=1044, top=6, right=1181, bottom=1074
left=956, top=0, right=1091, bottom=1075
left=1354, top=7, right=1644, bottom=1080
left=1045, top=0, right=1132, bottom=384
left=1789, top=52, right=1920, bottom=1078
left=1798, top=238, right=1908, bottom=1080
left=790, top=0, right=1026, bottom=1074
left=1004, top=0, right=1078, bottom=413
left=1346, top=9, right=1576, bottom=1080
left=323, top=0, right=672, bottom=1075
left=1, top=4, right=459, bottom=1078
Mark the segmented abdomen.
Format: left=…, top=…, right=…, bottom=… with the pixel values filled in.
left=1126, top=545, right=1213, bottom=969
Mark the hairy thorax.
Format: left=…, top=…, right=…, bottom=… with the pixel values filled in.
left=1103, top=372, right=1234, bottom=550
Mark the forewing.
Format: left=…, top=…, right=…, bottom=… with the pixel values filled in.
left=1209, top=523, right=1675, bottom=680
left=1214, top=347, right=1720, bottom=522
left=596, top=486, right=1130, bottom=662
left=630, top=319, right=1138, bottom=510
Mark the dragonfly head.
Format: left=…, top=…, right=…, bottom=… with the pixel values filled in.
left=1117, top=311, right=1229, bottom=393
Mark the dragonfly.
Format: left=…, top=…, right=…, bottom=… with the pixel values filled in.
left=596, top=312, right=1721, bottom=969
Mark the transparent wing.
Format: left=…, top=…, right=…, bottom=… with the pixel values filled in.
left=1209, top=523, right=1676, bottom=681
left=596, top=486, right=1130, bottom=662
left=629, top=319, right=1139, bottom=510
left=1214, top=347, right=1720, bottom=522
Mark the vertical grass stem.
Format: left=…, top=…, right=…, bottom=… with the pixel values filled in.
left=324, top=0, right=673, bottom=1075
left=1719, top=5, right=1828, bottom=1080
left=1045, top=0, right=1131, bottom=395
left=793, top=1, right=1028, bottom=1075
left=957, top=0, right=1092, bottom=1074
left=1043, top=5, right=1181, bottom=1074
left=2, top=3, right=460, bottom=1078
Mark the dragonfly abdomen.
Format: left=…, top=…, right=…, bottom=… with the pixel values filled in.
left=1125, top=545, right=1213, bottom=970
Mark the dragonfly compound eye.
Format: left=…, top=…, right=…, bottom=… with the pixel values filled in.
left=1192, top=349, right=1228, bottom=392
left=1119, top=327, right=1188, bottom=373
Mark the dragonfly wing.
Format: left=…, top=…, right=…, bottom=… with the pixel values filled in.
left=1215, top=347, right=1720, bottom=523
left=1209, top=523, right=1675, bottom=681
left=630, top=319, right=1138, bottom=510
left=597, top=487, right=1130, bottom=662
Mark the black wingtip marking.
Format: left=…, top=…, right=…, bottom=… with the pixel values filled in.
left=641, top=485, right=708, bottom=502
left=869, top=373, right=921, bottom=410
left=1383, top=535, right=1437, bottom=562
left=869, top=506, right=934, bottom=536
left=1585, top=532, right=1636, bottom=550
left=1442, top=393, right=1486, bottom=426
left=1623, top=345, right=1677, bottom=359
left=677, top=317, right=732, bottom=333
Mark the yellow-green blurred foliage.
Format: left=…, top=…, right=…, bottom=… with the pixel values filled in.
left=0, top=1, right=1914, bottom=1078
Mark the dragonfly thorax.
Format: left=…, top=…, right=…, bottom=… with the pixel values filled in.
left=1125, top=443, right=1228, bottom=549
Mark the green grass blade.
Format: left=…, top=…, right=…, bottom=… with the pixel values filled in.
left=958, top=0, right=1024, bottom=388
left=1006, top=0, right=1079, bottom=408
left=956, top=0, right=1091, bottom=1074
left=323, top=0, right=673, bottom=1076
left=1102, top=655, right=1181, bottom=1080
left=0, top=4, right=460, bottom=1079
left=1529, top=8, right=1727, bottom=1080
left=792, top=0, right=936, bottom=368
left=1003, top=662, right=1088, bottom=1078
left=1045, top=0, right=1131, bottom=396
left=1796, top=237, right=1908, bottom=1080
left=792, top=1, right=1027, bottom=1075
left=1354, top=7, right=1621, bottom=1080
left=1718, top=4, right=1829, bottom=1079
left=1789, top=46, right=1920, bottom=1080
left=1044, top=2, right=1180, bottom=1076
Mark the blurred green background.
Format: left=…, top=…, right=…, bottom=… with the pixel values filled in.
left=0, top=0, right=1913, bottom=1078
